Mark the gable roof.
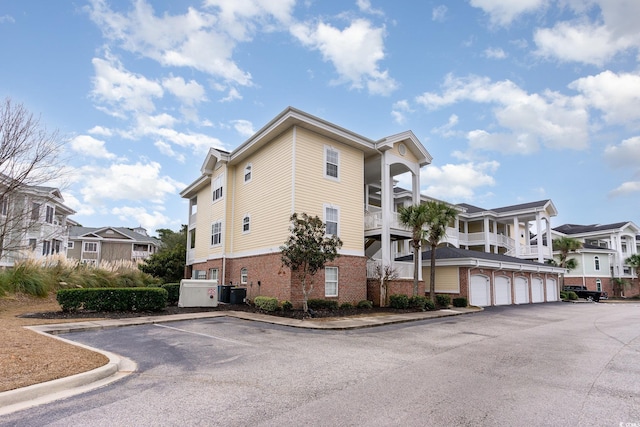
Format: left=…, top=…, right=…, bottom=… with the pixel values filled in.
left=396, top=246, right=565, bottom=274
left=69, top=226, right=160, bottom=245
left=553, top=222, right=638, bottom=235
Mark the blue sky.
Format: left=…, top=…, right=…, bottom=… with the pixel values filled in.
left=1, top=0, right=640, bottom=235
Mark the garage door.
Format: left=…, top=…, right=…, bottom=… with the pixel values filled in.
left=494, top=276, right=511, bottom=305
left=515, top=277, right=529, bottom=304
left=546, top=278, right=558, bottom=302
left=531, top=278, right=544, bottom=303
left=470, top=275, right=490, bottom=307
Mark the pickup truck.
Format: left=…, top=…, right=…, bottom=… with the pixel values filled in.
left=563, top=285, right=602, bottom=302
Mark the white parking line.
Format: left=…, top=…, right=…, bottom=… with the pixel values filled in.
left=154, top=324, right=253, bottom=346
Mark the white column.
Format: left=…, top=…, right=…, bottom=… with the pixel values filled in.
left=536, top=212, right=543, bottom=263
left=513, top=217, right=520, bottom=257
left=380, top=153, right=391, bottom=272
left=412, top=170, right=422, bottom=281
left=483, top=217, right=490, bottom=252
left=546, top=218, right=552, bottom=260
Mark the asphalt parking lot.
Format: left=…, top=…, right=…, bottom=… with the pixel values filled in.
left=2, top=302, right=639, bottom=426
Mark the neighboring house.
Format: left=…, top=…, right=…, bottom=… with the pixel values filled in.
left=181, top=106, right=431, bottom=307
left=393, top=247, right=565, bottom=307
left=552, top=222, right=640, bottom=297
left=67, top=226, right=160, bottom=266
left=0, top=182, right=75, bottom=267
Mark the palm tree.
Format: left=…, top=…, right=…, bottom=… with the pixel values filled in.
left=552, top=236, right=583, bottom=287
left=625, top=254, right=640, bottom=295
left=423, top=201, right=458, bottom=302
left=398, top=204, right=430, bottom=296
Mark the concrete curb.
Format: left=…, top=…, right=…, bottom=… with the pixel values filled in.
left=0, top=306, right=481, bottom=415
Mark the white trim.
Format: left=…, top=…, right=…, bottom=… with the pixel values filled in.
left=211, top=221, right=222, bottom=247
left=291, top=126, right=296, bottom=215
left=324, top=145, right=340, bottom=181
left=212, top=173, right=224, bottom=203
left=325, top=266, right=338, bottom=297
left=240, top=267, right=248, bottom=285
left=242, top=214, right=251, bottom=234
left=324, top=204, right=340, bottom=237
left=243, top=163, right=252, bottom=183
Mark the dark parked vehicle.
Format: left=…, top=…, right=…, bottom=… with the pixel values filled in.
left=563, top=285, right=602, bottom=302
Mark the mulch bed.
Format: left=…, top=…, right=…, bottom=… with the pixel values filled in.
left=20, top=303, right=426, bottom=321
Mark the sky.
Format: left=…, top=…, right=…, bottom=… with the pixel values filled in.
left=1, top=0, right=640, bottom=235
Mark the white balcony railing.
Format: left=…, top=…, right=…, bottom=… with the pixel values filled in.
left=367, top=259, right=415, bottom=279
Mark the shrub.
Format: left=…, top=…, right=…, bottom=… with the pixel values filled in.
left=408, top=295, right=428, bottom=309
left=307, top=299, right=339, bottom=310
left=161, top=283, right=180, bottom=305
left=281, top=300, right=293, bottom=311
left=389, top=294, right=409, bottom=309
left=424, top=299, right=436, bottom=310
left=452, top=297, right=467, bottom=307
left=560, top=291, right=568, bottom=300
left=254, top=296, right=280, bottom=312
left=357, top=300, right=373, bottom=309
left=436, top=294, right=451, bottom=307
left=56, top=288, right=168, bottom=312
left=340, top=302, right=353, bottom=309
left=567, top=291, right=578, bottom=300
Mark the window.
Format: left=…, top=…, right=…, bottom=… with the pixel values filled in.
left=242, top=214, right=250, bottom=233
left=133, top=244, right=149, bottom=252
left=81, top=259, right=97, bottom=267
left=211, top=221, right=222, bottom=246
left=68, top=241, right=74, bottom=249
left=209, top=268, right=219, bottom=282
left=189, top=228, right=196, bottom=249
left=325, top=146, right=339, bottom=179
left=42, top=240, right=51, bottom=256
left=212, top=174, right=223, bottom=202
left=53, top=240, right=61, bottom=254
left=594, top=256, right=600, bottom=271
left=195, top=270, right=207, bottom=279
left=31, top=203, right=40, bottom=221
left=29, top=238, right=37, bottom=251
left=84, top=242, right=98, bottom=252
left=244, top=164, right=252, bottom=183
left=596, top=279, right=602, bottom=292
left=325, top=205, right=338, bottom=236
left=240, top=267, right=248, bottom=285
left=190, top=197, right=197, bottom=215
left=45, top=206, right=54, bottom=224
left=325, top=267, right=338, bottom=297
left=0, top=198, right=7, bottom=216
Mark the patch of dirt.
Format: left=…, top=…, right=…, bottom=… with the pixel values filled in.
left=1, top=294, right=427, bottom=393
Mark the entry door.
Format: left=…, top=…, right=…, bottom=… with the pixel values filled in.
left=470, top=275, right=490, bottom=307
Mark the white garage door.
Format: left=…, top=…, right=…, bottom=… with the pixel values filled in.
left=546, top=278, right=558, bottom=302
left=531, top=278, right=544, bottom=303
left=515, top=277, right=529, bottom=304
left=494, top=276, right=511, bottom=305
left=470, top=275, right=491, bottom=307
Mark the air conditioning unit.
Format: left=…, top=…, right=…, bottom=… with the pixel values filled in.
left=178, top=279, right=219, bottom=307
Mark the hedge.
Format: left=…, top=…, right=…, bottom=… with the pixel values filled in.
left=307, top=299, right=339, bottom=310
left=254, top=296, right=280, bottom=312
left=452, top=297, right=468, bottom=307
left=57, top=288, right=168, bottom=312
left=161, top=283, right=180, bottom=305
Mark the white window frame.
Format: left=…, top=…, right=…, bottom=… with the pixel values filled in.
left=240, top=267, right=248, bottom=285
left=0, top=198, right=8, bottom=216
left=84, top=242, right=98, bottom=253
left=211, top=221, right=222, bottom=246
left=31, top=202, right=41, bottom=221
left=68, top=241, right=75, bottom=249
left=596, top=279, right=602, bottom=292
left=324, top=204, right=339, bottom=237
left=325, top=266, right=338, bottom=297
left=212, top=174, right=224, bottom=203
left=594, top=256, right=600, bottom=271
left=42, top=240, right=51, bottom=256
left=244, top=163, right=252, bottom=183
left=324, top=146, right=339, bottom=180
left=81, top=259, right=97, bottom=267
left=209, top=268, right=219, bottom=282
left=242, top=214, right=250, bottom=234
left=28, top=238, right=37, bottom=251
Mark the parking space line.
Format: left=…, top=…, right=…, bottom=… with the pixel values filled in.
left=154, top=324, right=253, bottom=346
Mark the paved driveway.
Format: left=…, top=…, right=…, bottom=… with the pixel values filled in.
left=3, top=303, right=639, bottom=426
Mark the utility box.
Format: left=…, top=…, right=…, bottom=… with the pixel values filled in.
left=178, top=279, right=219, bottom=307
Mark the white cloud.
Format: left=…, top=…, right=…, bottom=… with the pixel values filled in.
left=421, top=161, right=499, bottom=201
left=431, top=114, right=460, bottom=138
left=291, top=18, right=397, bottom=95
left=78, top=161, right=185, bottom=205
left=356, top=0, right=384, bottom=16
left=415, top=74, right=590, bottom=153
left=154, top=140, right=186, bottom=163
left=609, top=181, right=640, bottom=198
left=604, top=136, right=640, bottom=167
left=232, top=119, right=255, bottom=137
left=91, top=55, right=163, bottom=115
left=469, top=0, right=549, bottom=26
left=569, top=71, right=640, bottom=125
left=70, top=135, right=116, bottom=159
left=432, top=5, right=447, bottom=22
left=61, top=192, right=96, bottom=217
left=88, top=125, right=113, bottom=137
left=391, top=100, right=412, bottom=124
left=162, top=75, right=206, bottom=105
left=220, top=87, right=242, bottom=103
left=111, top=206, right=171, bottom=231
left=484, top=47, right=507, bottom=59
left=0, top=15, right=15, bottom=24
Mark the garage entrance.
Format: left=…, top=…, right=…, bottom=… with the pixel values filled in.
left=494, top=276, right=511, bottom=305
left=470, top=275, right=490, bottom=307
left=515, top=277, right=529, bottom=304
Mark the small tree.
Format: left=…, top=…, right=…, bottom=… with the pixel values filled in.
left=423, top=201, right=458, bottom=302
left=373, top=262, right=398, bottom=307
left=280, top=213, right=342, bottom=313
left=398, top=204, right=430, bottom=297
left=552, top=236, right=583, bottom=287
left=139, top=225, right=187, bottom=283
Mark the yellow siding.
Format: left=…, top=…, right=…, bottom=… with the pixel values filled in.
left=389, top=141, right=418, bottom=164
left=293, top=127, right=364, bottom=253
left=424, top=266, right=460, bottom=293
left=193, top=183, right=212, bottom=260
left=231, top=131, right=294, bottom=253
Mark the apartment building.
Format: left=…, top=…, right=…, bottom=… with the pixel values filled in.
left=67, top=226, right=160, bottom=266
